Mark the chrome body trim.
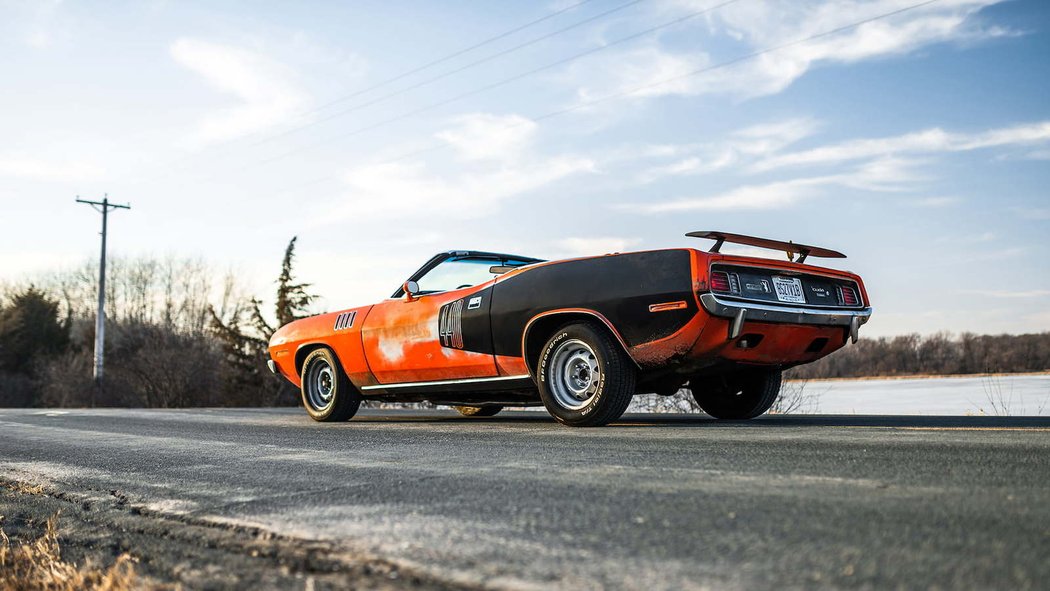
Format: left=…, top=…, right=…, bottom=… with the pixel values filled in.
left=360, top=374, right=532, bottom=391
left=729, top=308, right=747, bottom=339
left=266, top=359, right=277, bottom=374
left=700, top=293, right=872, bottom=331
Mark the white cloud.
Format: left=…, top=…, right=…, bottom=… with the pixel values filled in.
left=0, top=156, right=105, bottom=182
left=967, top=289, right=1050, bottom=298
left=1012, top=207, right=1050, bottom=221
left=698, top=0, right=1006, bottom=96
left=612, top=117, right=1047, bottom=215
left=838, top=156, right=927, bottom=192
left=337, top=157, right=593, bottom=220
left=575, top=45, right=709, bottom=103
left=556, top=237, right=642, bottom=257
left=755, top=121, right=1050, bottom=171
left=618, top=120, right=1046, bottom=215
left=0, top=251, right=83, bottom=279
left=730, top=118, right=821, bottom=155
left=9, top=0, right=66, bottom=49
left=323, top=112, right=594, bottom=221
left=622, top=175, right=833, bottom=213
left=716, top=244, right=786, bottom=260
left=572, top=0, right=1006, bottom=104
left=637, top=156, right=704, bottom=183
left=634, top=117, right=819, bottom=184
left=620, top=155, right=928, bottom=214
left=434, top=113, right=537, bottom=161
left=170, top=38, right=310, bottom=146
left=914, top=196, right=959, bottom=207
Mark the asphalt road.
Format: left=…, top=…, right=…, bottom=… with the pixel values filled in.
left=1, top=408, right=1048, bottom=590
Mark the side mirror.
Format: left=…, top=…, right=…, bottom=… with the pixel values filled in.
left=403, top=280, right=420, bottom=301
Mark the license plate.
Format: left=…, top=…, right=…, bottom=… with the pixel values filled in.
left=771, top=276, right=806, bottom=304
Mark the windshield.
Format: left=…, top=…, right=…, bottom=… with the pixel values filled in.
left=416, top=258, right=503, bottom=294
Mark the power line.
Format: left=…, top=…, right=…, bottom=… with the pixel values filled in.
left=252, top=0, right=646, bottom=147
left=248, top=0, right=744, bottom=169
left=171, top=0, right=732, bottom=189
left=133, top=0, right=604, bottom=186
left=306, top=0, right=603, bottom=115
left=378, top=0, right=949, bottom=165
left=533, top=0, right=946, bottom=121
left=266, top=0, right=945, bottom=200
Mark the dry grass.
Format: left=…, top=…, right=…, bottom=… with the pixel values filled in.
left=0, top=511, right=141, bottom=591
left=8, top=482, right=45, bottom=496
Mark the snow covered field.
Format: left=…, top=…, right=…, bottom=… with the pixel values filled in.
left=798, top=374, right=1050, bottom=416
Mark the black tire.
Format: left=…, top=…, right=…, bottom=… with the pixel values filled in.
left=300, top=348, right=361, bottom=422
left=689, top=369, right=782, bottom=420
left=537, top=321, right=636, bottom=427
left=452, top=405, right=503, bottom=417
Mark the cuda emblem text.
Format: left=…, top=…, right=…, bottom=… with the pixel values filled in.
left=334, top=310, right=356, bottom=331
left=439, top=299, right=465, bottom=349
left=467, top=296, right=483, bottom=310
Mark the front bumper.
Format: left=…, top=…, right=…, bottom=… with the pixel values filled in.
left=266, top=359, right=277, bottom=375
left=699, top=293, right=872, bottom=343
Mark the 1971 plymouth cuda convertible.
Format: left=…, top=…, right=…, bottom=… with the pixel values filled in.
left=267, top=231, right=871, bottom=427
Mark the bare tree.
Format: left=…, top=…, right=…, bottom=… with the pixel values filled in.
left=769, top=381, right=821, bottom=414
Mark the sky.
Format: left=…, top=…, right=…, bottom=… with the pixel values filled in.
left=1, top=0, right=1048, bottom=337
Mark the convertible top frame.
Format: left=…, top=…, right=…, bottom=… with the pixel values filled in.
left=390, top=250, right=544, bottom=298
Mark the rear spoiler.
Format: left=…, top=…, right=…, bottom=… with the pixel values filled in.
left=686, top=231, right=846, bottom=263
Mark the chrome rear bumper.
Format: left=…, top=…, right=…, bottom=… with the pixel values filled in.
left=699, top=293, right=872, bottom=343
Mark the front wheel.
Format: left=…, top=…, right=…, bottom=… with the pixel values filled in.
left=300, top=348, right=361, bottom=422
left=537, top=322, right=636, bottom=427
left=689, top=369, right=782, bottom=419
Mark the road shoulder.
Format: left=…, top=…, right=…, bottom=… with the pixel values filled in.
left=0, top=477, right=468, bottom=591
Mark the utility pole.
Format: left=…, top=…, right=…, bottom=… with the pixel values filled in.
left=76, top=195, right=130, bottom=387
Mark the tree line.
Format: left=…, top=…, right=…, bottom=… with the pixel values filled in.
left=786, top=332, right=1050, bottom=380
left=0, top=238, right=313, bottom=408
left=3, top=245, right=1048, bottom=408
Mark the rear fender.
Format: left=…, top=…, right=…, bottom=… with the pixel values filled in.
left=521, top=309, right=635, bottom=377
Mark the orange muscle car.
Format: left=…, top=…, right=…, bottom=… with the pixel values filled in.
left=267, top=231, right=871, bottom=427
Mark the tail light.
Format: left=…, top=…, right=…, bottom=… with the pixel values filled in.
left=840, top=286, right=859, bottom=306
left=710, top=271, right=732, bottom=293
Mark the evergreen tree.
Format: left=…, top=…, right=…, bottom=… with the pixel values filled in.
left=275, top=237, right=316, bottom=328
left=0, top=286, right=70, bottom=374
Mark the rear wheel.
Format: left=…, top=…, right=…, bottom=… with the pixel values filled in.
left=452, top=405, right=503, bottom=417
left=689, top=369, right=782, bottom=419
left=301, top=348, right=361, bottom=422
left=537, top=322, right=635, bottom=427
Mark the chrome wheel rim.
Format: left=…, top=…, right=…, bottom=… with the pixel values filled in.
left=305, top=358, right=335, bottom=411
left=548, top=339, right=600, bottom=410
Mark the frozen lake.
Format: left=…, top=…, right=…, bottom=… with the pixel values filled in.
left=792, top=374, right=1050, bottom=416
left=489, top=374, right=1050, bottom=416
left=619, top=373, right=1050, bottom=416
